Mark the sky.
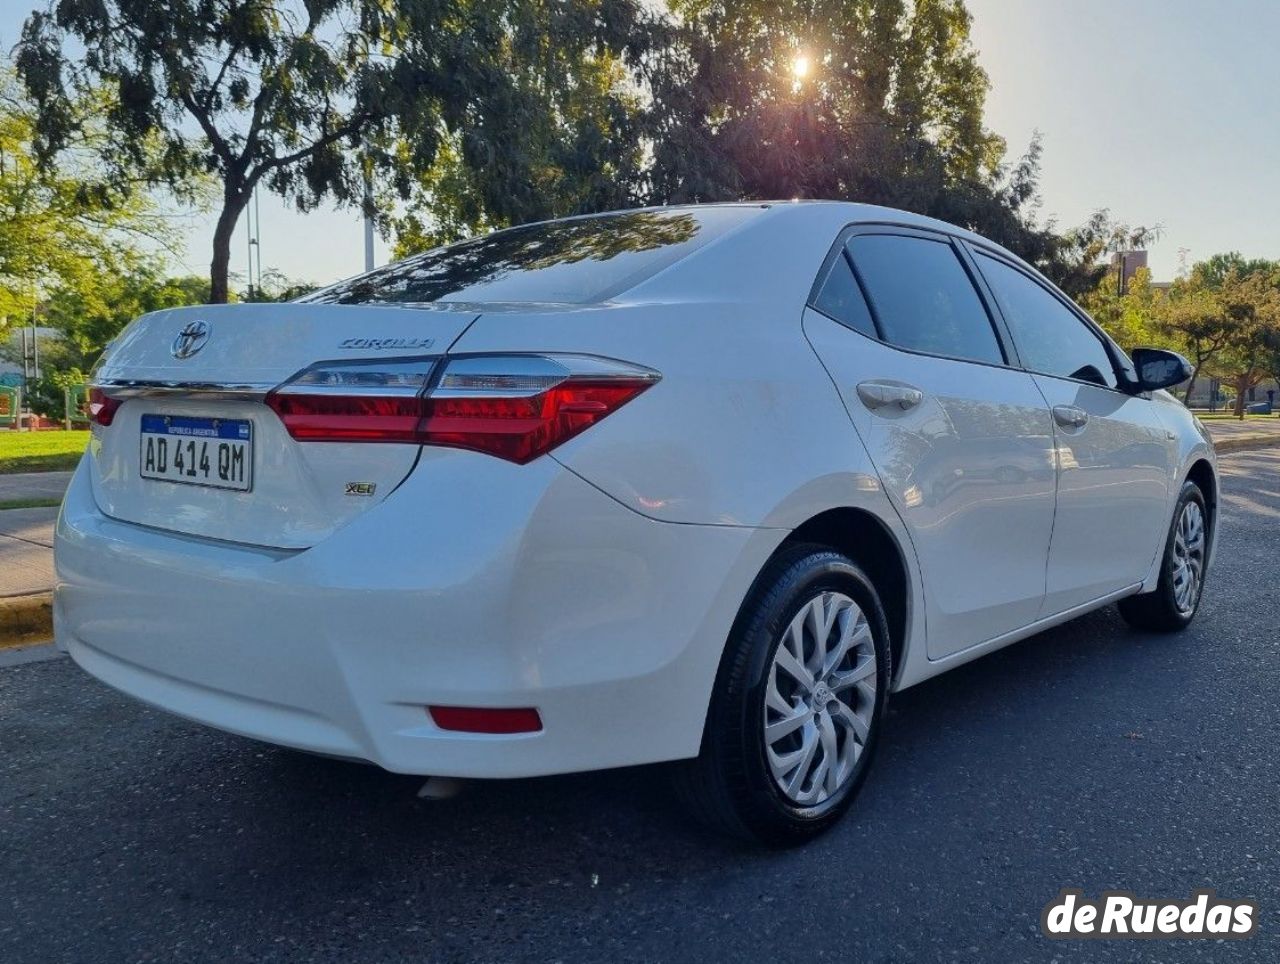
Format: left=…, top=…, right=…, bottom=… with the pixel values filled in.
left=5, top=0, right=1280, bottom=287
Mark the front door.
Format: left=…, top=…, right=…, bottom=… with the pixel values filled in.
left=971, top=250, right=1174, bottom=615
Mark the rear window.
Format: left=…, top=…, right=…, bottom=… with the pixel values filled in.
left=299, top=207, right=763, bottom=306
left=847, top=234, right=1005, bottom=366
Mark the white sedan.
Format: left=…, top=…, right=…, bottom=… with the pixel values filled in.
left=56, top=202, right=1216, bottom=843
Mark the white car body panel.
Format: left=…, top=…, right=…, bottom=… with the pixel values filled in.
left=54, top=200, right=1218, bottom=779
left=804, top=308, right=1057, bottom=658
left=57, top=448, right=787, bottom=775
left=1032, top=374, right=1175, bottom=615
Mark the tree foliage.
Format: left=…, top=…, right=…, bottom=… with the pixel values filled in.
left=1079, top=265, right=1158, bottom=353
left=643, top=0, right=1002, bottom=201
left=0, top=68, right=176, bottom=328
left=391, top=0, right=652, bottom=253
left=636, top=1, right=1153, bottom=296
left=38, top=266, right=210, bottom=371
left=1137, top=254, right=1280, bottom=412
left=18, top=0, right=653, bottom=302
left=17, top=0, right=415, bottom=303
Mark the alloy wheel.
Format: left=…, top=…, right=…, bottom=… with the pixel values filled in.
left=1171, top=500, right=1206, bottom=614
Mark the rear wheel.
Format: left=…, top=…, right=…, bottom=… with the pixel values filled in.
left=1118, top=480, right=1208, bottom=632
left=673, top=545, right=891, bottom=845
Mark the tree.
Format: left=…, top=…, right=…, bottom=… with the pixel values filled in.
left=1079, top=264, right=1158, bottom=352
left=635, top=1, right=1154, bottom=298
left=1153, top=255, right=1280, bottom=416
left=16, top=0, right=418, bottom=304
left=0, top=68, right=176, bottom=330
left=18, top=0, right=655, bottom=302
left=1208, top=266, right=1280, bottom=418
left=388, top=0, right=653, bottom=253
left=1153, top=280, right=1232, bottom=405
left=39, top=266, right=210, bottom=371
left=641, top=0, right=1003, bottom=206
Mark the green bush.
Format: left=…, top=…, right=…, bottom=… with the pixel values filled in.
left=26, top=368, right=86, bottom=422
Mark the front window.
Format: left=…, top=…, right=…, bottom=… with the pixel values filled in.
left=976, top=253, right=1120, bottom=389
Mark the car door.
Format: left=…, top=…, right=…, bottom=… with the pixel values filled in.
left=970, top=249, right=1175, bottom=616
left=803, top=227, right=1058, bottom=660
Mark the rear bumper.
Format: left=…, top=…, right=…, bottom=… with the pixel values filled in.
left=55, top=452, right=783, bottom=777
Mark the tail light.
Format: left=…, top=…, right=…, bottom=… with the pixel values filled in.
left=266, top=354, right=659, bottom=464
left=87, top=387, right=122, bottom=426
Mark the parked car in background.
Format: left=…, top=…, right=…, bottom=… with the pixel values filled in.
left=57, top=202, right=1216, bottom=843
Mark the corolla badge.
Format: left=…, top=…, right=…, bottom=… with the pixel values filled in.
left=338, top=337, right=434, bottom=351
left=171, top=320, right=212, bottom=359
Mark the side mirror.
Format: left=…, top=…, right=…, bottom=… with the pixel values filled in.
left=1130, top=347, right=1193, bottom=393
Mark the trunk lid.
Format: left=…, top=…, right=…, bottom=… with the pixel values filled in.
left=89, top=303, right=477, bottom=549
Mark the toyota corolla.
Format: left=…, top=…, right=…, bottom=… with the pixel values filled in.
left=55, top=202, right=1216, bottom=843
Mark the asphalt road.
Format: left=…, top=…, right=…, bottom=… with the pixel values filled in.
left=3, top=452, right=1279, bottom=963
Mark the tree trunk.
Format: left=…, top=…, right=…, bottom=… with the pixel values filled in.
left=1233, top=375, right=1249, bottom=419
left=209, top=188, right=250, bottom=304
left=1182, top=364, right=1200, bottom=405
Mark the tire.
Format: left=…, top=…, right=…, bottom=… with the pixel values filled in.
left=673, top=544, right=892, bottom=845
left=1117, top=480, right=1209, bottom=632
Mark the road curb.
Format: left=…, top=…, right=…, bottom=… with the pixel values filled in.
left=1211, top=434, right=1280, bottom=454
left=0, top=592, right=53, bottom=650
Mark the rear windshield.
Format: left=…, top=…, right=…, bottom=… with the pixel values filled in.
left=299, top=207, right=763, bottom=306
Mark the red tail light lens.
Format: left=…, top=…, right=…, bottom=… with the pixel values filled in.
left=266, top=357, right=436, bottom=442
left=267, top=355, right=658, bottom=463
left=267, top=393, right=426, bottom=442
left=88, top=387, right=121, bottom=426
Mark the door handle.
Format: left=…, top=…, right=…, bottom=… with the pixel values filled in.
left=1052, top=405, right=1088, bottom=429
left=856, top=381, right=925, bottom=412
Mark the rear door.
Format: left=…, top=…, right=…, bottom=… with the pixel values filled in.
left=89, top=303, right=477, bottom=549
left=804, top=227, right=1058, bottom=659
left=970, top=249, right=1174, bottom=615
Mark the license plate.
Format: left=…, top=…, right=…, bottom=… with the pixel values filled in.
left=139, top=414, right=253, bottom=492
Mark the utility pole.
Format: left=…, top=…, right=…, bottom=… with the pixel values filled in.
left=363, top=167, right=376, bottom=272
left=246, top=186, right=262, bottom=300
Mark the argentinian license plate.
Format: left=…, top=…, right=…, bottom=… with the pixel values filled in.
left=139, top=414, right=253, bottom=492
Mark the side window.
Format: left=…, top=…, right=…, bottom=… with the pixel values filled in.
left=976, top=253, right=1119, bottom=389
left=812, top=250, right=878, bottom=339
left=847, top=234, right=1005, bottom=366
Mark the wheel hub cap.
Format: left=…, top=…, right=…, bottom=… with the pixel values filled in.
left=763, top=590, right=877, bottom=807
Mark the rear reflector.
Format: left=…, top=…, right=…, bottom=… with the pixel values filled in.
left=266, top=354, right=658, bottom=463
left=428, top=706, right=543, bottom=734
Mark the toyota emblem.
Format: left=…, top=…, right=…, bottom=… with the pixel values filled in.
left=171, top=320, right=212, bottom=359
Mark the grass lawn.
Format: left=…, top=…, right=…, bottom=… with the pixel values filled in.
left=0, top=497, right=63, bottom=510
left=0, top=430, right=90, bottom=474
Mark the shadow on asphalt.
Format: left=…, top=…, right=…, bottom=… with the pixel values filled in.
left=200, top=599, right=1181, bottom=864
left=6, top=452, right=1277, bottom=960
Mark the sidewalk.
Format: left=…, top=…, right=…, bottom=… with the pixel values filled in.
left=1, top=420, right=1279, bottom=646
left=1195, top=416, right=1280, bottom=452
left=0, top=470, right=74, bottom=504
left=0, top=507, right=57, bottom=597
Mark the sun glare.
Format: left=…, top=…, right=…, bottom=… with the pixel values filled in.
left=792, top=55, right=810, bottom=80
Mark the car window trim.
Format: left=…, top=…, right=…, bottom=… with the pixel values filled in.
left=806, top=222, right=1019, bottom=372
left=964, top=241, right=1133, bottom=396
left=810, top=247, right=886, bottom=340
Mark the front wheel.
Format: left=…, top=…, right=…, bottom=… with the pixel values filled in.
left=673, top=545, right=891, bottom=845
left=1118, top=480, right=1209, bottom=632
